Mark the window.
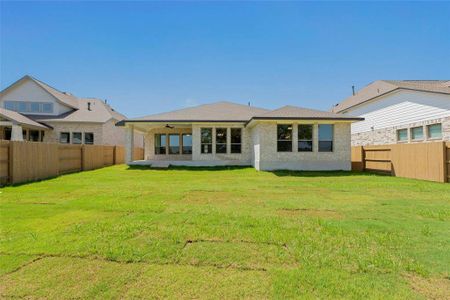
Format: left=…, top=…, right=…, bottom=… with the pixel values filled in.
left=318, top=124, right=333, bottom=152
left=397, top=129, right=408, bottom=142
left=40, top=131, right=45, bottom=142
left=427, top=124, right=442, bottom=139
left=30, top=102, right=40, bottom=113
left=60, top=132, right=70, bottom=144
left=411, top=126, right=424, bottom=141
left=84, top=132, right=94, bottom=145
left=72, top=132, right=82, bottom=144
left=155, top=134, right=166, bottom=154
left=169, top=134, right=180, bottom=154
left=4, top=101, right=16, bottom=111
left=277, top=125, right=292, bottom=152
left=42, top=103, right=53, bottom=113
left=298, top=125, right=313, bottom=152
left=231, top=128, right=242, bottom=153
left=216, top=128, right=227, bottom=154
left=201, top=128, right=212, bottom=154
left=18, top=102, right=28, bottom=112
left=29, top=130, right=40, bottom=142
left=4, top=127, right=12, bottom=140
left=182, top=134, right=192, bottom=154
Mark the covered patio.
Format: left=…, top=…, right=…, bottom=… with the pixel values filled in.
left=0, top=108, right=51, bottom=142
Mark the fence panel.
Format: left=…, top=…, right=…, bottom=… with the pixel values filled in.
left=133, top=147, right=144, bottom=160
left=351, top=146, right=364, bottom=171
left=0, top=141, right=9, bottom=185
left=103, top=146, right=115, bottom=166
left=10, top=141, right=59, bottom=184
left=352, top=142, right=447, bottom=183
left=446, top=142, right=450, bottom=183
left=115, top=146, right=125, bottom=164
left=83, top=145, right=105, bottom=171
left=363, top=146, right=392, bottom=173
left=59, top=145, right=82, bottom=174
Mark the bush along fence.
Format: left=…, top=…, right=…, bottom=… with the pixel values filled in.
left=352, top=141, right=449, bottom=183
left=0, top=140, right=144, bottom=185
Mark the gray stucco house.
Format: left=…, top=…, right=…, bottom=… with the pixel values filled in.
left=117, top=101, right=362, bottom=171
left=0, top=75, right=143, bottom=147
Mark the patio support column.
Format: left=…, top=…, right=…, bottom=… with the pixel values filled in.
left=11, top=124, right=24, bottom=141
left=125, top=125, right=134, bottom=164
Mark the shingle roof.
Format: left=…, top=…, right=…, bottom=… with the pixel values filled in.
left=118, top=101, right=363, bottom=126
left=332, top=80, right=450, bottom=113
left=253, top=105, right=363, bottom=120
left=127, top=101, right=270, bottom=122
left=31, top=98, right=126, bottom=123
left=0, top=108, right=50, bottom=129
left=30, top=76, right=79, bottom=109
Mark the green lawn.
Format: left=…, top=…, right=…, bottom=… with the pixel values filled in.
left=0, top=166, right=449, bottom=299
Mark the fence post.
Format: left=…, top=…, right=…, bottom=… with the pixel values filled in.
left=8, top=141, right=13, bottom=184
left=81, top=145, right=85, bottom=171
left=113, top=146, right=116, bottom=165
left=443, top=142, right=448, bottom=183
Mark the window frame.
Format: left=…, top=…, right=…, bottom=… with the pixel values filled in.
left=426, top=123, right=442, bottom=140
left=84, top=132, right=94, bottom=145
left=215, top=128, right=227, bottom=154
left=410, top=126, right=424, bottom=141
left=201, top=128, right=213, bottom=154
left=277, top=124, right=293, bottom=152
left=182, top=133, right=192, bottom=154
left=72, top=132, right=82, bottom=144
left=154, top=134, right=166, bottom=155
left=168, top=134, right=181, bottom=155
left=60, top=132, right=70, bottom=144
left=298, top=124, right=313, bottom=152
left=318, top=124, right=334, bottom=152
left=230, top=128, right=242, bottom=154
left=396, top=128, right=408, bottom=142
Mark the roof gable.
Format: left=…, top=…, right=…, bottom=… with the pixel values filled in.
left=0, top=75, right=79, bottom=109
left=0, top=108, right=50, bottom=129
left=332, top=80, right=450, bottom=113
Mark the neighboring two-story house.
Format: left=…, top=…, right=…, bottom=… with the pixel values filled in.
left=332, top=80, right=450, bottom=146
left=0, top=75, right=143, bottom=146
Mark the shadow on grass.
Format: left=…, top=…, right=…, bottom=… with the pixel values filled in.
left=126, top=165, right=253, bottom=171
left=270, top=170, right=388, bottom=177
left=127, top=165, right=388, bottom=178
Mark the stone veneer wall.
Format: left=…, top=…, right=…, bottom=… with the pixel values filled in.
left=43, top=122, right=104, bottom=144
left=351, top=116, right=450, bottom=146
left=254, top=122, right=352, bottom=171
left=191, top=124, right=252, bottom=164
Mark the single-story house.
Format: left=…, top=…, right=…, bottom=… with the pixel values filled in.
left=117, top=101, right=363, bottom=171
left=0, top=75, right=143, bottom=146
left=331, top=80, right=450, bottom=146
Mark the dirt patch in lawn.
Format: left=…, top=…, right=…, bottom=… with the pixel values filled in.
left=405, top=273, right=450, bottom=300
left=277, top=208, right=342, bottom=219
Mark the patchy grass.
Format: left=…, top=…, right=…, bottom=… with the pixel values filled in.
left=0, top=165, right=449, bottom=299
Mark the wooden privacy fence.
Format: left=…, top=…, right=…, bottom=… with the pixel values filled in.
left=0, top=141, right=144, bottom=185
left=352, top=141, right=449, bottom=183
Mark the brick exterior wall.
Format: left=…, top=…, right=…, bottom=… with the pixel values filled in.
left=253, top=122, right=351, bottom=171
left=351, top=116, right=450, bottom=146
left=41, top=120, right=143, bottom=147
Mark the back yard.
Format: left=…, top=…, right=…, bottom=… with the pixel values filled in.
left=0, top=166, right=449, bottom=299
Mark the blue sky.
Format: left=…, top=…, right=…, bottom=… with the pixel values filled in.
left=1, top=1, right=449, bottom=118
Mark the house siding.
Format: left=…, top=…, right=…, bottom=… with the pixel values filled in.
left=342, top=90, right=450, bottom=146
left=0, top=79, right=73, bottom=115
